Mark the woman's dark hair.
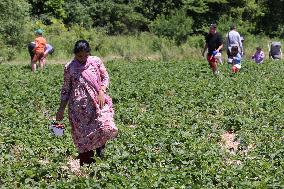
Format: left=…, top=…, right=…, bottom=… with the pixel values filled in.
left=73, top=40, right=91, bottom=54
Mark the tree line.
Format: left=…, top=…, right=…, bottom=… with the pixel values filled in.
left=0, top=0, right=283, bottom=59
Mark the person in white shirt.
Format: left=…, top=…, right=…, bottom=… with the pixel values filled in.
left=226, top=24, right=243, bottom=58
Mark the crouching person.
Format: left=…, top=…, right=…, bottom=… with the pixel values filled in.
left=31, top=29, right=46, bottom=72
left=228, top=46, right=242, bottom=73
left=28, top=42, right=54, bottom=62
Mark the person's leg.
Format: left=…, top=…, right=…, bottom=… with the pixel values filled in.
left=96, top=144, right=105, bottom=158
left=40, top=53, right=46, bottom=69
left=31, top=53, right=38, bottom=72
left=79, top=150, right=95, bottom=166
left=30, top=52, right=34, bottom=61
left=43, top=50, right=49, bottom=58
left=227, top=49, right=231, bottom=59
left=231, top=65, right=239, bottom=73
left=207, top=55, right=218, bottom=74
left=31, top=62, right=37, bottom=72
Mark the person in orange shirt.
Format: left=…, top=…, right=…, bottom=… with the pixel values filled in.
left=31, top=29, right=47, bottom=72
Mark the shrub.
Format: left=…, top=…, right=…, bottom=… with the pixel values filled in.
left=64, top=1, right=93, bottom=28
left=0, top=44, right=17, bottom=61
left=89, top=1, right=149, bottom=35
left=0, top=0, right=30, bottom=47
left=150, top=10, right=194, bottom=45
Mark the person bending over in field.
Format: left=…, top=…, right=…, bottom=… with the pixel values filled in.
left=228, top=46, right=242, bottom=73
left=202, top=24, right=224, bottom=75
left=28, top=42, right=54, bottom=62
left=56, top=40, right=118, bottom=166
left=251, top=47, right=265, bottom=64
left=31, top=29, right=47, bottom=72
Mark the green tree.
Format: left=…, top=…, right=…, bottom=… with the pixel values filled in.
left=0, top=0, right=30, bottom=60
left=150, top=10, right=194, bottom=45
left=182, top=0, right=228, bottom=32
left=88, top=0, right=148, bottom=34
left=0, top=0, right=30, bottom=46
left=213, top=0, right=263, bottom=35
left=64, top=0, right=93, bottom=28
left=257, top=0, right=284, bottom=37
left=133, top=0, right=183, bottom=21
left=28, top=0, right=66, bottom=22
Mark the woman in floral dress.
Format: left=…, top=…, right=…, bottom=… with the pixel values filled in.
left=56, top=40, right=118, bottom=166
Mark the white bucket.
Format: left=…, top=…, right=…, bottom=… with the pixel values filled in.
left=228, top=58, right=233, bottom=64
left=234, top=64, right=241, bottom=69
left=214, top=52, right=222, bottom=58
left=215, top=53, right=223, bottom=64
left=50, top=122, right=64, bottom=136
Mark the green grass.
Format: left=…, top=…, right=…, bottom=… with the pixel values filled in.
left=6, top=26, right=284, bottom=64
left=0, top=59, right=283, bottom=188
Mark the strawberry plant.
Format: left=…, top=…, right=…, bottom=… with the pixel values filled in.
left=0, top=59, right=283, bottom=188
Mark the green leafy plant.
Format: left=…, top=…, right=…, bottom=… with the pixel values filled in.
left=0, top=58, right=284, bottom=188
left=150, top=10, right=194, bottom=45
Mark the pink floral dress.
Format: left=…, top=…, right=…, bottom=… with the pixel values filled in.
left=61, top=56, right=118, bottom=153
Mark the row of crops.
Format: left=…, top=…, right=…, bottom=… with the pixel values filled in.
left=0, top=59, right=283, bottom=188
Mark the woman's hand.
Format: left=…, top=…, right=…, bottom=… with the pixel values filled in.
left=98, top=89, right=105, bottom=108
left=56, top=108, right=64, bottom=121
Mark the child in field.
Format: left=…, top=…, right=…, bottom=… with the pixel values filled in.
left=31, top=29, right=46, bottom=72
left=251, top=47, right=265, bottom=64
left=28, top=42, right=54, bottom=60
left=228, top=46, right=242, bottom=73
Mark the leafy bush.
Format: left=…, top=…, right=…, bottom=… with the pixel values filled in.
left=150, top=11, right=194, bottom=45
left=0, top=0, right=30, bottom=47
left=64, top=0, right=93, bottom=28
left=216, top=15, right=254, bottom=37
left=28, top=0, right=66, bottom=23
left=0, top=45, right=16, bottom=61
left=186, top=35, right=205, bottom=48
left=0, top=0, right=29, bottom=60
left=88, top=1, right=149, bottom=35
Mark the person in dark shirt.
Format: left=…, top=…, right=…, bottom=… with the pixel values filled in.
left=202, top=24, right=223, bottom=75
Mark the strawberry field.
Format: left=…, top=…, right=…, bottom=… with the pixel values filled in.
left=0, top=59, right=283, bottom=188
